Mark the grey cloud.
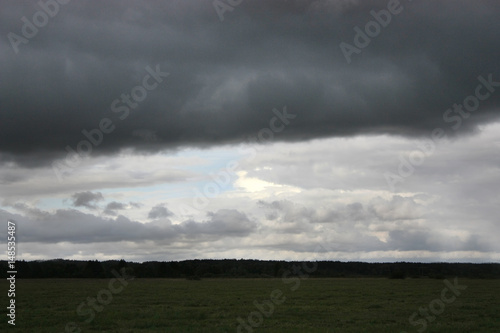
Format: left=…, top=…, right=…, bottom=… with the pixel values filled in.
left=148, top=204, right=173, bottom=219
left=384, top=229, right=493, bottom=253
left=259, top=199, right=369, bottom=225
left=258, top=199, right=321, bottom=233
left=106, top=201, right=126, bottom=210
left=182, top=209, right=257, bottom=237
left=257, top=196, right=496, bottom=253
left=102, top=201, right=141, bottom=215
left=103, top=201, right=127, bottom=216
left=105, top=201, right=142, bottom=216
left=71, top=191, right=104, bottom=209
left=0, top=207, right=255, bottom=244
left=368, top=196, right=422, bottom=221
left=1, top=0, right=499, bottom=167
left=12, top=202, right=51, bottom=220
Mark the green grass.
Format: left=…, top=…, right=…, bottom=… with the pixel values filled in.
left=2, top=278, right=500, bottom=332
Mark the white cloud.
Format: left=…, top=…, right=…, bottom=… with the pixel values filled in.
left=1, top=124, right=500, bottom=262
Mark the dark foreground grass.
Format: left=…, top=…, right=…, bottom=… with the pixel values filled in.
left=2, top=278, right=499, bottom=332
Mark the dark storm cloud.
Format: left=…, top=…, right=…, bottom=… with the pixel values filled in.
left=71, top=191, right=104, bottom=209
left=1, top=0, right=500, bottom=166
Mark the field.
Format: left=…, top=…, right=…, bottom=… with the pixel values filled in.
left=3, top=278, right=500, bottom=332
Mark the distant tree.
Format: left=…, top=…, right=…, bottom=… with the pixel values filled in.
left=82, top=260, right=105, bottom=278
left=389, top=268, right=406, bottom=279
left=30, top=261, right=44, bottom=278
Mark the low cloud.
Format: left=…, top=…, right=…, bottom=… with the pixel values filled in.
left=148, top=204, right=173, bottom=219
left=71, top=191, right=104, bottom=209
left=103, top=201, right=127, bottom=216
left=0, top=207, right=256, bottom=244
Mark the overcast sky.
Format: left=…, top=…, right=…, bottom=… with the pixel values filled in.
left=1, top=0, right=499, bottom=262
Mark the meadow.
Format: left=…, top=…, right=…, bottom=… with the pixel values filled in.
left=3, top=278, right=499, bottom=332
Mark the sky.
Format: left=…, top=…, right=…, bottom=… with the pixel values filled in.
left=1, top=0, right=499, bottom=263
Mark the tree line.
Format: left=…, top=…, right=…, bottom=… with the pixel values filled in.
left=1, top=259, right=499, bottom=279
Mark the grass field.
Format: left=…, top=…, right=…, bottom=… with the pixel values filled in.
left=3, top=278, right=500, bottom=332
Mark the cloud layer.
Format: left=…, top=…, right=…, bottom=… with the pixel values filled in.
left=1, top=0, right=499, bottom=167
